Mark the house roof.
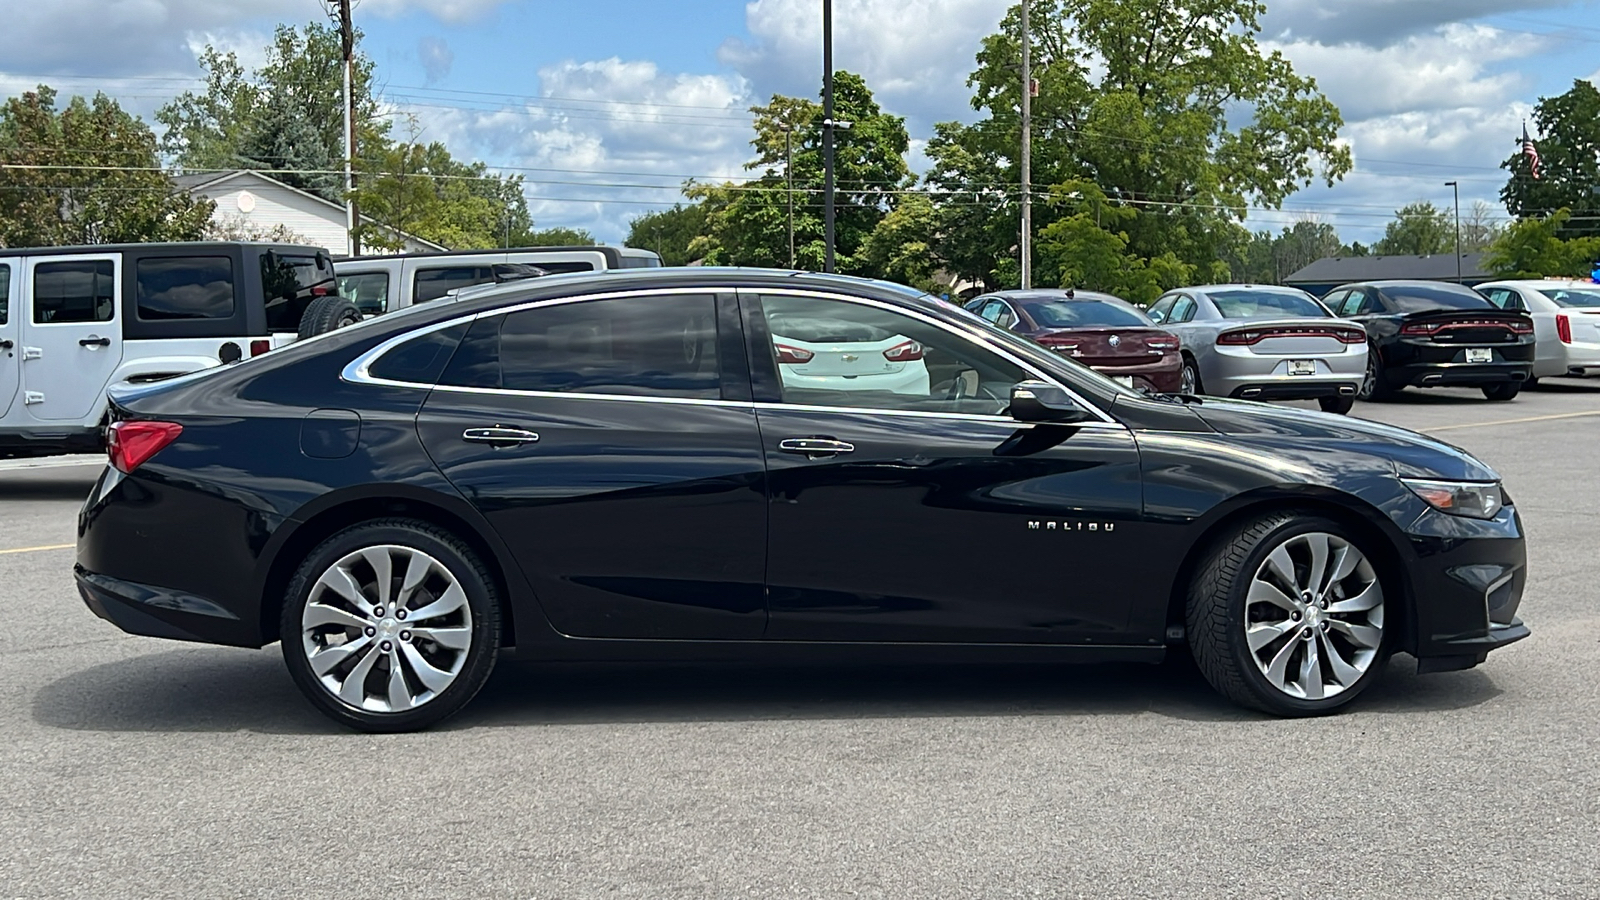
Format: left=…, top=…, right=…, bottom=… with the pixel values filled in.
left=172, top=169, right=448, bottom=252
left=1285, top=253, right=1491, bottom=285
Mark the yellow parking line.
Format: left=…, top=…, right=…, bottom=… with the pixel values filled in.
left=1427, top=410, right=1600, bottom=432
left=0, top=543, right=74, bottom=555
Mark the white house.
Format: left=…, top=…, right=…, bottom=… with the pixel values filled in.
left=173, top=169, right=446, bottom=257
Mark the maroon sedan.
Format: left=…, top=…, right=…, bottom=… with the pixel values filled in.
left=965, top=289, right=1184, bottom=392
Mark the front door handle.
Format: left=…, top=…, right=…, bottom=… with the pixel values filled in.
left=779, top=437, right=855, bottom=458
left=0, top=339, right=12, bottom=350
left=79, top=336, right=111, bottom=348
left=462, top=426, right=540, bottom=447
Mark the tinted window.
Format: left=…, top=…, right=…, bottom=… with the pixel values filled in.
left=1170, top=296, right=1197, bottom=323
left=34, top=260, right=114, bottom=324
left=262, top=253, right=336, bottom=331
left=1480, top=287, right=1522, bottom=311
left=440, top=295, right=721, bottom=399
left=368, top=323, right=469, bottom=384
left=135, top=257, right=235, bottom=320
left=1209, top=288, right=1327, bottom=319
left=760, top=294, right=1026, bottom=415
left=1542, top=288, right=1600, bottom=308
left=1021, top=299, right=1149, bottom=328
left=414, top=266, right=493, bottom=304
left=0, top=264, right=8, bottom=325
left=1382, top=284, right=1492, bottom=313
left=339, top=272, right=390, bottom=316
left=531, top=261, right=597, bottom=275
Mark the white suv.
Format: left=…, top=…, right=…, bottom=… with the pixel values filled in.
left=333, top=245, right=662, bottom=316
left=0, top=242, right=338, bottom=457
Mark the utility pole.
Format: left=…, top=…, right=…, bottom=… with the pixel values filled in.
left=785, top=126, right=796, bottom=269
left=822, top=0, right=838, bottom=273
left=1020, top=0, right=1032, bottom=289
left=336, top=0, right=359, bottom=257
left=1445, top=180, right=1462, bottom=283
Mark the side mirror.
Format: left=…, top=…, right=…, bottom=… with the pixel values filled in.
left=1009, top=380, right=1093, bottom=424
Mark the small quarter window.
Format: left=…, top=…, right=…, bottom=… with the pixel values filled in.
left=136, top=256, right=235, bottom=320
left=34, top=260, right=114, bottom=324
left=368, top=323, right=469, bottom=384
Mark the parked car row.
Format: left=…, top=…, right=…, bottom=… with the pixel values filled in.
left=962, top=278, right=1581, bottom=413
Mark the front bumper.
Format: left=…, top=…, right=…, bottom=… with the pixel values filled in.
left=1402, top=503, right=1531, bottom=671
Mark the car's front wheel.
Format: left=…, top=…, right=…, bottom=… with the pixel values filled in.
left=1186, top=512, right=1388, bottom=716
left=281, top=519, right=501, bottom=732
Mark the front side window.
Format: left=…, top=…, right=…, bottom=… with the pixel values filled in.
left=34, top=260, right=114, bottom=324
left=759, top=294, right=1026, bottom=415
left=339, top=272, right=391, bottom=316
left=262, top=253, right=336, bottom=331
left=414, top=266, right=493, bottom=304
left=440, top=294, right=721, bottom=399
left=1209, top=288, right=1328, bottom=320
left=1146, top=296, right=1176, bottom=323
left=136, top=256, right=235, bottom=320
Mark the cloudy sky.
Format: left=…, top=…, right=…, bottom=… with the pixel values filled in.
left=3, top=0, right=1597, bottom=245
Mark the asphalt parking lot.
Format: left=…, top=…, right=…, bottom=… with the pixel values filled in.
left=2, top=385, right=1597, bottom=899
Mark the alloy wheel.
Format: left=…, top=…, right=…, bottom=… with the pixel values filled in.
left=300, top=545, right=474, bottom=713
left=1359, top=351, right=1380, bottom=400
left=1244, top=531, right=1383, bottom=701
left=1180, top=361, right=1198, bottom=394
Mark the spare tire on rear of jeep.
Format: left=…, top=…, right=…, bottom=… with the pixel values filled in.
left=297, top=296, right=364, bottom=339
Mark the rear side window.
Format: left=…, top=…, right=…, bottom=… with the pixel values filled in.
left=262, top=253, right=336, bottom=332
left=1543, top=288, right=1600, bottom=308
left=440, top=295, right=721, bottom=399
left=34, top=260, right=114, bottom=323
left=339, top=272, right=390, bottom=316
left=1382, top=285, right=1491, bottom=313
left=368, top=323, right=469, bottom=384
left=136, top=257, right=235, bottom=320
left=414, top=266, right=492, bottom=304
left=0, top=264, right=8, bottom=325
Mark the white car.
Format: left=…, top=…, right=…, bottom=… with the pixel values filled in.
left=771, top=321, right=931, bottom=396
left=1477, top=280, right=1600, bottom=381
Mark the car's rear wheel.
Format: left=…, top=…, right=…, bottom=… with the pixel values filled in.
left=1186, top=512, right=1387, bottom=716
left=281, top=519, right=500, bottom=732
left=1318, top=394, right=1355, bottom=415
left=297, top=296, right=364, bottom=339
left=1482, top=382, right=1522, bottom=401
left=1179, top=356, right=1203, bottom=395
left=1357, top=348, right=1395, bottom=401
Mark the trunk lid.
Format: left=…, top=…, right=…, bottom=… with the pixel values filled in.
left=1399, top=308, right=1532, bottom=345
left=1216, top=318, right=1363, bottom=355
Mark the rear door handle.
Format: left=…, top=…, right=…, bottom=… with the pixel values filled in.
left=462, top=426, right=540, bottom=447
left=79, top=336, right=111, bottom=348
left=778, top=437, right=855, bottom=458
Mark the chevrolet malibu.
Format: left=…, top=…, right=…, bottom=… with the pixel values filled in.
left=76, top=269, right=1530, bottom=731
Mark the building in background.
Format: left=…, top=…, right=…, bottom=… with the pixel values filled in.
left=174, top=170, right=445, bottom=257
left=1285, top=254, right=1491, bottom=296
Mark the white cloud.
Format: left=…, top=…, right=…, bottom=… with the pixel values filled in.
left=1261, top=0, right=1573, bottom=47
left=357, top=0, right=514, bottom=24
left=417, top=35, right=454, bottom=84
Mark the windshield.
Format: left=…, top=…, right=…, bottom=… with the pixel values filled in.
left=1542, top=287, right=1600, bottom=308
left=1021, top=299, right=1150, bottom=328
left=1384, top=285, right=1492, bottom=312
left=1209, top=289, right=1329, bottom=319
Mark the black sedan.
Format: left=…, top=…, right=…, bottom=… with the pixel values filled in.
left=1322, top=280, right=1535, bottom=400
left=77, top=268, right=1530, bottom=731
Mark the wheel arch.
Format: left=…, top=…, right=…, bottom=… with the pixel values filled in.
left=255, top=485, right=531, bottom=648
left=1162, top=488, right=1417, bottom=655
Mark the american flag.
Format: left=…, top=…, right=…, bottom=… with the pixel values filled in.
left=1520, top=122, right=1542, bottom=180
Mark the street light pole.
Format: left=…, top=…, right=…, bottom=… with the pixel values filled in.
left=786, top=126, right=796, bottom=269
left=1020, top=0, right=1032, bottom=289
left=822, top=0, right=836, bottom=273
left=1445, top=180, right=1461, bottom=283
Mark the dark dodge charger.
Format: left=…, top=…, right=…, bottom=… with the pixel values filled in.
left=76, top=268, right=1530, bottom=732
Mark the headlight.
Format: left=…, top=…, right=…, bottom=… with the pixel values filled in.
left=1401, top=478, right=1504, bottom=519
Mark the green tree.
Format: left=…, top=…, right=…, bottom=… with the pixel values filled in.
left=0, top=87, right=213, bottom=247
left=1034, top=181, right=1194, bottom=303
left=625, top=203, right=709, bottom=265
left=353, top=141, right=531, bottom=251
left=1373, top=201, right=1452, bottom=256
left=1483, top=209, right=1600, bottom=278
left=1461, top=200, right=1505, bottom=252
left=860, top=193, right=945, bottom=292
left=1500, top=80, right=1600, bottom=239
left=926, top=0, right=1350, bottom=288
left=522, top=226, right=595, bottom=247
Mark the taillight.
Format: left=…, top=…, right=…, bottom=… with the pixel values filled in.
left=1510, top=319, right=1534, bottom=335
left=774, top=344, right=814, bottom=365
left=250, top=339, right=271, bottom=357
left=1145, top=336, right=1179, bottom=351
left=1217, top=330, right=1262, bottom=345
left=1400, top=322, right=1440, bottom=336
left=882, top=339, right=924, bottom=362
left=1335, top=329, right=1365, bottom=344
left=106, top=421, right=183, bottom=474
left=1557, top=314, right=1571, bottom=344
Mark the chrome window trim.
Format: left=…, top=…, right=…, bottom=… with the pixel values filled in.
left=341, top=284, right=1122, bottom=427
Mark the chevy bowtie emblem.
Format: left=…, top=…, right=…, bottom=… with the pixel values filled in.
left=1108, top=335, right=1122, bottom=348
left=841, top=354, right=858, bottom=362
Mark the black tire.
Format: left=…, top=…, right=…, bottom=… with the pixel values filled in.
left=1482, top=382, right=1521, bottom=401
left=1525, top=375, right=1541, bottom=390
left=281, top=519, right=501, bottom=732
left=1185, top=512, right=1390, bottom=717
left=1318, top=394, right=1356, bottom=415
left=1357, top=346, right=1396, bottom=401
left=297, top=295, right=364, bottom=339
left=1179, top=356, right=1203, bottom=395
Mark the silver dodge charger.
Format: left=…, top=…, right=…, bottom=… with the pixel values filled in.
left=1146, top=285, right=1369, bottom=414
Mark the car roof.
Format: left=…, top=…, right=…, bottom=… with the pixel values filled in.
left=1, top=241, right=328, bottom=257
left=1186, top=284, right=1314, bottom=294
left=443, top=266, right=938, bottom=313
left=1479, top=279, right=1599, bottom=289
left=1338, top=279, right=1483, bottom=291
left=983, top=289, right=1130, bottom=304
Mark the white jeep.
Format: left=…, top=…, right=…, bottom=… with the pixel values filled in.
left=332, top=245, right=662, bottom=316
left=0, top=241, right=340, bottom=458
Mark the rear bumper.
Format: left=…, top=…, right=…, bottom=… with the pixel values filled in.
left=1228, top=380, right=1358, bottom=401
left=1089, top=356, right=1182, bottom=393
left=1390, top=362, right=1531, bottom=387
left=76, top=566, right=261, bottom=647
